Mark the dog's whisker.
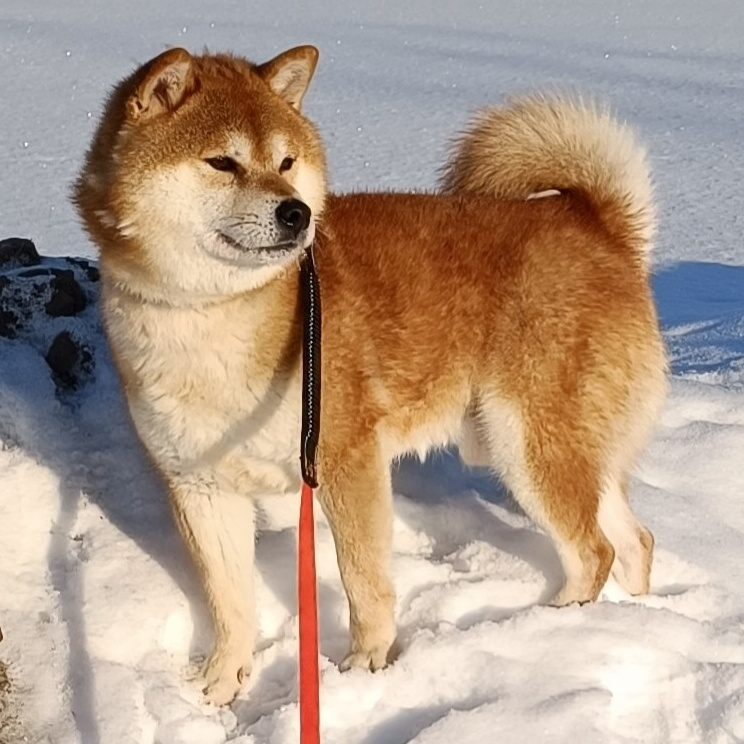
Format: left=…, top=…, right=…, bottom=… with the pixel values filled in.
left=226, top=215, right=261, bottom=228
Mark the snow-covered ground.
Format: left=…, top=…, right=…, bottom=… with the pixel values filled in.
left=1, top=1, right=743, bottom=742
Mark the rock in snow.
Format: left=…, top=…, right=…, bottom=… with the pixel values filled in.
left=0, top=237, right=40, bottom=271
left=0, top=239, right=99, bottom=389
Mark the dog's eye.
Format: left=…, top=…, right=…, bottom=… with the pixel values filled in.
left=205, top=156, right=239, bottom=173
left=279, top=157, right=295, bottom=174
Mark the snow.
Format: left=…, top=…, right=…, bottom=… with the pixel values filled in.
left=1, top=1, right=743, bottom=742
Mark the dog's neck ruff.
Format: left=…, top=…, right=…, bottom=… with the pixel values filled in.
left=103, top=260, right=298, bottom=311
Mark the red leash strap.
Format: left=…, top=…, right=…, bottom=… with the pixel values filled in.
left=298, top=481, right=320, bottom=744
left=299, top=245, right=321, bottom=744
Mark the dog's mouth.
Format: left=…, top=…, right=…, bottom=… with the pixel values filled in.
left=216, top=231, right=296, bottom=254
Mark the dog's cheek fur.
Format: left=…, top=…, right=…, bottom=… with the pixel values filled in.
left=291, top=160, right=326, bottom=219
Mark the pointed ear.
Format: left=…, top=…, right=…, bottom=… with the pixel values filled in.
left=126, top=47, right=195, bottom=122
left=256, top=45, right=318, bottom=109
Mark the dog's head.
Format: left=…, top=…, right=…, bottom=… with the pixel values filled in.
left=74, top=46, right=327, bottom=302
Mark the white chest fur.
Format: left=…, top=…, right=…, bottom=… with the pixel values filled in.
left=103, top=287, right=302, bottom=495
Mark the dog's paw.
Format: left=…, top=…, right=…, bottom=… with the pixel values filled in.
left=549, top=586, right=595, bottom=607
left=200, top=648, right=252, bottom=706
left=339, top=638, right=400, bottom=673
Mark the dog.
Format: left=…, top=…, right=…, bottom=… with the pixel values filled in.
left=74, top=45, right=667, bottom=705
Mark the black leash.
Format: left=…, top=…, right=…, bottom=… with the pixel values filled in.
left=300, top=245, right=321, bottom=489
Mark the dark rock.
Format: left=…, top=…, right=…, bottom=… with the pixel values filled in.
left=45, top=331, right=94, bottom=389
left=0, top=238, right=40, bottom=270
left=45, top=332, right=80, bottom=387
left=0, top=277, right=17, bottom=338
left=45, top=271, right=87, bottom=317
left=0, top=309, right=18, bottom=339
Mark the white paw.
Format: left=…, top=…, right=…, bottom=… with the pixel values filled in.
left=339, top=637, right=399, bottom=673
left=550, top=584, right=594, bottom=607
left=200, top=647, right=252, bottom=706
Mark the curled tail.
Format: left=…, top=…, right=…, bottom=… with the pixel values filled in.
left=441, top=94, right=655, bottom=254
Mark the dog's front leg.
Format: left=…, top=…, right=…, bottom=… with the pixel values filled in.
left=168, top=473, right=256, bottom=705
left=318, top=442, right=397, bottom=671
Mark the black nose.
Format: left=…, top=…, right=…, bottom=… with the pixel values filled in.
left=275, top=198, right=311, bottom=239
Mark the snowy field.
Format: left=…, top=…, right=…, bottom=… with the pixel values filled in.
left=1, top=1, right=743, bottom=742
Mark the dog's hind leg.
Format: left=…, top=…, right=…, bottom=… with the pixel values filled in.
left=318, top=439, right=397, bottom=672
left=479, top=393, right=615, bottom=606
left=598, top=475, right=654, bottom=595
left=169, top=475, right=256, bottom=705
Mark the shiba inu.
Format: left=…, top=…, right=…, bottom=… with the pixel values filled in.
left=74, top=45, right=666, bottom=705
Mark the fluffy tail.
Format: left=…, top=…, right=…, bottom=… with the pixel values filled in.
left=441, top=93, right=655, bottom=253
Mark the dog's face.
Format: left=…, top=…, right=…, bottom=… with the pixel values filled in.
left=75, top=46, right=327, bottom=301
